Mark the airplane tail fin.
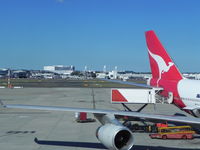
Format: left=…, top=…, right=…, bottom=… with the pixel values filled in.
left=145, top=30, right=183, bottom=82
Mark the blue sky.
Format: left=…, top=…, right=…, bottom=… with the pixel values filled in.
left=0, top=0, right=200, bottom=72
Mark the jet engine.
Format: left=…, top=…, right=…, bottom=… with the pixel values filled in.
left=96, top=124, right=134, bottom=150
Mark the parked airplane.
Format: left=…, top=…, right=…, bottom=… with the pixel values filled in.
left=3, top=30, right=200, bottom=150
left=108, top=30, right=200, bottom=118
left=146, top=30, right=200, bottom=117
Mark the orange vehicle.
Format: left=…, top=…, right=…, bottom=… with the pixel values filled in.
left=149, top=126, right=195, bottom=140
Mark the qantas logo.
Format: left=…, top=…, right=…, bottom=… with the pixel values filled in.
left=148, top=49, right=174, bottom=86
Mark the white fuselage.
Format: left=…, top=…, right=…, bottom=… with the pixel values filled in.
left=178, top=79, right=200, bottom=109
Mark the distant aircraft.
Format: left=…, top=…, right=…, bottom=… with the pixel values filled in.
left=4, top=30, right=200, bottom=150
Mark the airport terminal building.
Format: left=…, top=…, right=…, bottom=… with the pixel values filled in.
left=44, top=65, right=75, bottom=75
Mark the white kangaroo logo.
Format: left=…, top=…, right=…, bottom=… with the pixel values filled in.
left=148, top=49, right=174, bottom=86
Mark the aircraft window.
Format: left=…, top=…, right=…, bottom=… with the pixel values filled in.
left=196, top=94, right=200, bottom=98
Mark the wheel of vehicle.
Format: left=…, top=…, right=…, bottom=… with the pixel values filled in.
left=182, top=135, right=187, bottom=139
left=162, top=135, right=167, bottom=139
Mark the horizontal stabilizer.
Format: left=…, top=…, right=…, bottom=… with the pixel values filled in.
left=101, top=79, right=152, bottom=88
left=183, top=106, right=200, bottom=110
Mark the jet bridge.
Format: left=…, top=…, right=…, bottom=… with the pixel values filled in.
left=111, top=88, right=173, bottom=104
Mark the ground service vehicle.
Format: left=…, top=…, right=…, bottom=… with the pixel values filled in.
left=149, top=126, right=195, bottom=140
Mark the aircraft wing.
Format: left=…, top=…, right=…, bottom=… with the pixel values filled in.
left=5, top=104, right=200, bottom=125
left=101, top=79, right=152, bottom=88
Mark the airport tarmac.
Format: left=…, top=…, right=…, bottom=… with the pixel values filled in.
left=0, top=88, right=200, bottom=150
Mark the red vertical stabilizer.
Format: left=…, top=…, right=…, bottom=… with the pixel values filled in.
left=145, top=30, right=183, bottom=84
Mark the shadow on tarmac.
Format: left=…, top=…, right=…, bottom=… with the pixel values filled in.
left=34, top=138, right=106, bottom=149
left=34, top=138, right=200, bottom=150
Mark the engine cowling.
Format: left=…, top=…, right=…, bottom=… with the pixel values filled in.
left=96, top=124, right=134, bottom=150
